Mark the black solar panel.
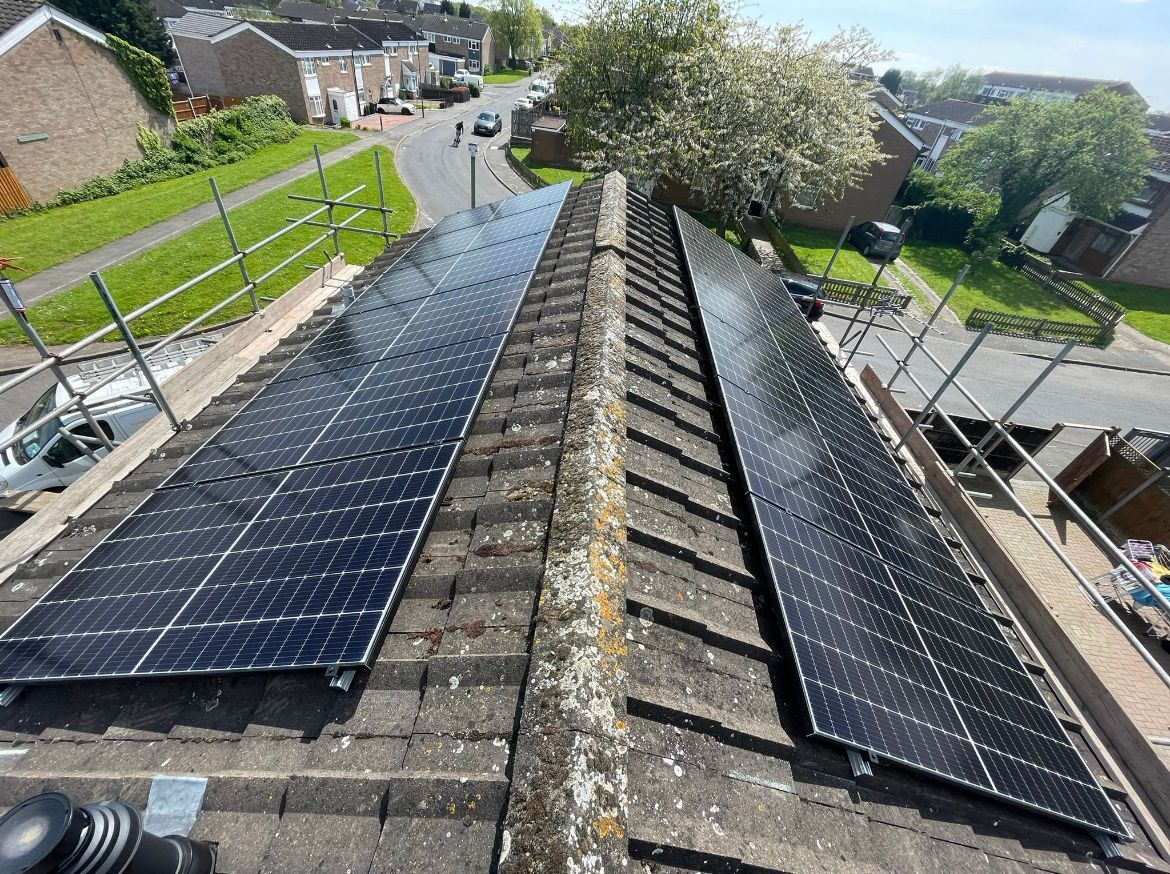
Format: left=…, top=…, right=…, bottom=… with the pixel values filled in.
left=674, top=207, right=1128, bottom=838
left=0, top=181, right=572, bottom=685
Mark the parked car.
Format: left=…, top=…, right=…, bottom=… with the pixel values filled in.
left=474, top=110, right=502, bottom=135
left=783, top=276, right=825, bottom=321
left=514, top=96, right=536, bottom=110
left=453, top=68, right=484, bottom=88
left=375, top=97, right=415, bottom=115
left=530, top=79, right=552, bottom=95
left=847, top=221, right=904, bottom=259
left=525, top=90, right=546, bottom=105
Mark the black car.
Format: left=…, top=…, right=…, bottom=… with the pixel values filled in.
left=847, top=220, right=904, bottom=259
left=784, top=276, right=825, bottom=322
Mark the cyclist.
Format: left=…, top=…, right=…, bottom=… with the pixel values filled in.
left=453, top=120, right=464, bottom=146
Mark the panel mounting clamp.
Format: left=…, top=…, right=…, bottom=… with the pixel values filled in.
left=847, top=749, right=873, bottom=778
left=327, top=668, right=357, bottom=691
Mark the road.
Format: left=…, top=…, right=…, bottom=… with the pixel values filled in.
left=828, top=310, right=1170, bottom=477
left=395, top=78, right=531, bottom=228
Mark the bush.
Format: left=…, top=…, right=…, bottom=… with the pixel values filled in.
left=339, top=116, right=352, bottom=129
left=998, top=242, right=1029, bottom=269
left=897, top=166, right=999, bottom=252
left=468, top=82, right=481, bottom=98
left=51, top=97, right=301, bottom=207
left=440, top=76, right=453, bottom=89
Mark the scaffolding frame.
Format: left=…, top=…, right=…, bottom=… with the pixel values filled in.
left=858, top=276, right=1170, bottom=692
left=0, top=147, right=396, bottom=465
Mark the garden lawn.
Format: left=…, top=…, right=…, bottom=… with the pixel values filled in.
left=510, top=147, right=594, bottom=188
left=0, top=146, right=412, bottom=346
left=484, top=69, right=529, bottom=85
left=0, top=129, right=357, bottom=280
left=1087, top=278, right=1170, bottom=345
left=897, top=241, right=1096, bottom=325
left=778, top=224, right=882, bottom=285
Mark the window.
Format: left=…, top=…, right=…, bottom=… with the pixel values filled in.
left=317, top=56, right=330, bottom=66
left=338, top=57, right=349, bottom=72
left=469, top=40, right=479, bottom=50
left=1089, top=232, right=1121, bottom=255
left=309, top=94, right=324, bottom=117
left=45, top=422, right=114, bottom=467
left=469, top=59, right=480, bottom=72
left=1131, top=182, right=1164, bottom=207
left=301, top=58, right=315, bottom=75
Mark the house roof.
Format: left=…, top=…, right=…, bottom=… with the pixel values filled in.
left=169, top=10, right=236, bottom=38
left=274, top=0, right=358, bottom=23
left=982, top=70, right=1145, bottom=102
left=908, top=98, right=990, bottom=127
left=397, top=11, right=488, bottom=40
left=1150, top=135, right=1170, bottom=175
left=1147, top=112, right=1170, bottom=134
left=153, top=0, right=190, bottom=20
left=341, top=15, right=425, bottom=43
left=0, top=0, right=42, bottom=35
left=0, top=174, right=1166, bottom=871
left=248, top=18, right=381, bottom=51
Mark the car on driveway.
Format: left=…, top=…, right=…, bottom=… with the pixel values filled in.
left=376, top=97, right=415, bottom=115
left=782, top=276, right=825, bottom=321
left=474, top=110, right=502, bottom=135
left=847, top=221, right=904, bottom=259
left=514, top=96, right=536, bottom=110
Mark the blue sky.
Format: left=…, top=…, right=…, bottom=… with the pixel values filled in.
left=748, top=0, right=1169, bottom=110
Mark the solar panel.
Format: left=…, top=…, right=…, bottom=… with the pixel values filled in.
left=0, top=181, right=572, bottom=685
left=673, top=207, right=1128, bottom=838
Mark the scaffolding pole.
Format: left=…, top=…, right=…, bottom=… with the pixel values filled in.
left=886, top=264, right=969, bottom=391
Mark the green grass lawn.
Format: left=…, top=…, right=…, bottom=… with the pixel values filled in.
left=0, top=146, right=412, bottom=345
left=777, top=224, right=883, bottom=285
left=0, top=129, right=358, bottom=279
left=897, top=242, right=1096, bottom=325
left=484, top=69, right=529, bottom=85
left=510, top=147, right=594, bottom=188
left=1086, top=278, right=1170, bottom=345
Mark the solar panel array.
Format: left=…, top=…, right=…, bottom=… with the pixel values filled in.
left=0, top=181, right=572, bottom=684
left=673, top=207, right=1128, bottom=838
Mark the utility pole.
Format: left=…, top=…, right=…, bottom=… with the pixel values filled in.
left=468, top=141, right=479, bottom=208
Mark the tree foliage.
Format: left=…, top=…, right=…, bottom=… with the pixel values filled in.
left=556, top=0, right=888, bottom=230
left=459, top=2, right=473, bottom=17
left=53, top=0, right=175, bottom=64
left=487, top=0, right=542, bottom=60
left=440, top=0, right=456, bottom=14
left=878, top=67, right=901, bottom=95
left=939, top=88, right=1154, bottom=238
left=900, top=64, right=983, bottom=106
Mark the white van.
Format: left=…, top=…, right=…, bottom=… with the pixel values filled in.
left=0, top=336, right=218, bottom=493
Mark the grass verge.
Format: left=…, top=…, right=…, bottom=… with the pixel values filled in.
left=510, top=147, right=594, bottom=188
left=0, top=146, right=412, bottom=345
left=484, top=69, right=529, bottom=84
left=778, top=224, right=883, bottom=285
left=897, top=242, right=1096, bottom=325
left=0, top=129, right=358, bottom=279
left=1087, top=278, right=1170, bottom=345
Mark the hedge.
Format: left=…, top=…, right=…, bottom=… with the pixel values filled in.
left=51, top=97, right=302, bottom=207
left=106, top=33, right=174, bottom=117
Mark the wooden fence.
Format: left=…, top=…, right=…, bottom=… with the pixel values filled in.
left=172, top=94, right=243, bottom=122
left=0, top=166, right=31, bottom=212
left=965, top=308, right=1111, bottom=345
left=1018, top=256, right=1125, bottom=326
left=819, top=277, right=911, bottom=310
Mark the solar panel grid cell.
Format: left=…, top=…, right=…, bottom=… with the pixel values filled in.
left=674, top=206, right=1128, bottom=837
left=0, top=181, right=574, bottom=685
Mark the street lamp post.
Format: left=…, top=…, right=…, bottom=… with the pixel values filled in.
left=468, top=141, right=479, bottom=208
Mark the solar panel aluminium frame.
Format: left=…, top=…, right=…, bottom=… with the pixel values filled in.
left=671, top=206, right=1129, bottom=839
left=0, top=182, right=572, bottom=686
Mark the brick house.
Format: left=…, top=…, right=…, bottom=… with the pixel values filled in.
left=0, top=0, right=172, bottom=208
left=784, top=102, right=925, bottom=232
left=1022, top=135, right=1170, bottom=287
left=904, top=98, right=989, bottom=171
left=393, top=12, right=495, bottom=76
left=171, top=13, right=427, bottom=124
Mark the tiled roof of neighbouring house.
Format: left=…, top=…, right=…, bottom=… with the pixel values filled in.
left=1149, top=135, right=1170, bottom=174
left=398, top=11, right=488, bottom=41
left=250, top=18, right=381, bottom=51
left=983, top=70, right=1144, bottom=102
left=169, top=10, right=236, bottom=38
left=909, top=98, right=990, bottom=127
left=0, top=0, right=40, bottom=34
left=342, top=15, right=425, bottom=43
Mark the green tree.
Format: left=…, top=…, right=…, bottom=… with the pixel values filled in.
left=440, top=0, right=456, bottom=13
left=459, top=2, right=472, bottom=17
left=940, top=88, right=1155, bottom=243
left=487, top=0, right=542, bottom=61
left=53, top=0, right=175, bottom=64
left=878, top=67, right=901, bottom=95
left=901, top=64, right=983, bottom=105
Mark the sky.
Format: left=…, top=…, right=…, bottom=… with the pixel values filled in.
left=744, top=0, right=1170, bottom=110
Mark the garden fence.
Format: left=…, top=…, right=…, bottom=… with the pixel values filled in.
left=1017, top=253, right=1125, bottom=326
left=965, top=308, right=1110, bottom=345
